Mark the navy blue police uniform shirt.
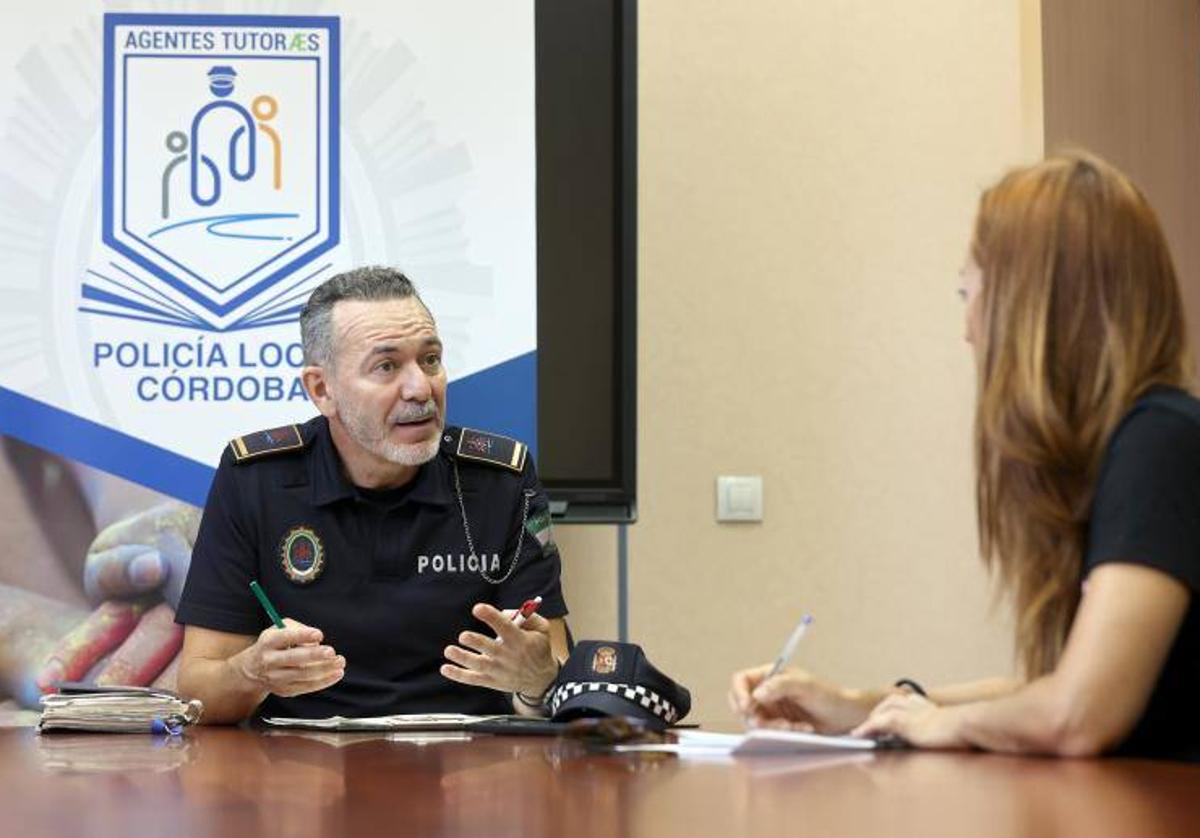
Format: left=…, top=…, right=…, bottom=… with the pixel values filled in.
left=1085, top=387, right=1200, bottom=762
left=174, top=416, right=568, bottom=719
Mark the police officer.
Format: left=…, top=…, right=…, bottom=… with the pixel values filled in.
left=175, top=267, right=569, bottom=723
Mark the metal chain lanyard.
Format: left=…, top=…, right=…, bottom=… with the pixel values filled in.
left=452, top=459, right=535, bottom=585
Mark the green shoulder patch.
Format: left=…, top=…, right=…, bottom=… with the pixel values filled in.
left=230, top=425, right=304, bottom=463
left=456, top=428, right=527, bottom=473
left=525, top=508, right=554, bottom=548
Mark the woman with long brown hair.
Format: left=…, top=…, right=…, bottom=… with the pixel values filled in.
left=730, top=153, right=1199, bottom=760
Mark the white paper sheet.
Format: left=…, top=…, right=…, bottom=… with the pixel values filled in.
left=261, top=713, right=508, bottom=732
left=613, top=729, right=877, bottom=757
left=733, top=729, right=877, bottom=754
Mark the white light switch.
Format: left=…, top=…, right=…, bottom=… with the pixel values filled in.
left=717, top=475, right=763, bottom=522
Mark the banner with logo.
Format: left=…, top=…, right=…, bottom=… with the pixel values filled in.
left=0, top=2, right=535, bottom=718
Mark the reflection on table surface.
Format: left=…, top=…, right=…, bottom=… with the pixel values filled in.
left=2, top=727, right=1199, bottom=838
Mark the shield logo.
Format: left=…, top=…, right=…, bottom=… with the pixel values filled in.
left=592, top=645, right=618, bottom=675
left=100, top=14, right=339, bottom=329
left=279, top=525, right=325, bottom=584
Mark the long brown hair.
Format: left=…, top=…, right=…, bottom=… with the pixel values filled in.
left=972, top=152, right=1191, bottom=677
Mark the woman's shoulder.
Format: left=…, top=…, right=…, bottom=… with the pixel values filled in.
left=1127, top=386, right=1200, bottom=421
left=1088, top=387, right=1200, bottom=589
left=1107, top=387, right=1200, bottom=463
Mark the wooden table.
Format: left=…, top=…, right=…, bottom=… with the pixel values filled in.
left=2, top=726, right=1198, bottom=837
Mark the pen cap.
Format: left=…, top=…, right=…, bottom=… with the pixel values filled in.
left=546, top=641, right=691, bottom=731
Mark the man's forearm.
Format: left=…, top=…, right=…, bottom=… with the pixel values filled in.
left=507, top=618, right=568, bottom=717
left=178, top=654, right=269, bottom=725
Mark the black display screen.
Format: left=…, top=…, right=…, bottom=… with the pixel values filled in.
left=535, top=0, right=636, bottom=521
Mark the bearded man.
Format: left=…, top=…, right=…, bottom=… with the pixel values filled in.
left=175, top=266, right=568, bottom=723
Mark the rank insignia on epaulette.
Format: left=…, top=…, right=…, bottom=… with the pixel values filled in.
left=456, top=428, right=527, bottom=473
left=230, top=425, right=304, bottom=463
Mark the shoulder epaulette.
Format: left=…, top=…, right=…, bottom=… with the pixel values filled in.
left=229, top=425, right=305, bottom=463
left=454, top=427, right=527, bottom=473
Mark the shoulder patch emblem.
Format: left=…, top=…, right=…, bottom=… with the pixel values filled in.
left=525, top=508, right=554, bottom=548
left=279, top=526, right=325, bottom=584
left=230, top=425, right=304, bottom=463
left=456, top=428, right=527, bottom=473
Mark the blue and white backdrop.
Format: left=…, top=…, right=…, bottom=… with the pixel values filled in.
left=0, top=2, right=537, bottom=712
left=0, top=2, right=538, bottom=505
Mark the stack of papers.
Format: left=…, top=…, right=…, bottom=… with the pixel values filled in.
left=38, top=686, right=202, bottom=734
left=261, top=713, right=508, bottom=732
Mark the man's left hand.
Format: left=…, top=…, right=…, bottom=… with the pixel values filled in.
left=441, top=603, right=559, bottom=697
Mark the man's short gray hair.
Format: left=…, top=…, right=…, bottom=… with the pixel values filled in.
left=299, top=266, right=424, bottom=367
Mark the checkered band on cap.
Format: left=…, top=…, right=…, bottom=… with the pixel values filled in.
left=547, top=681, right=681, bottom=725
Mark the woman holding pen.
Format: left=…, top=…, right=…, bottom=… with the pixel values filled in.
left=730, top=153, right=1199, bottom=761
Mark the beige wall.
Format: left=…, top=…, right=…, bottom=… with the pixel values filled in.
left=560, top=0, right=1043, bottom=728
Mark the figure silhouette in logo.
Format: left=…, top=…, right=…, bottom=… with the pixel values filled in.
left=188, top=66, right=257, bottom=207
left=252, top=95, right=283, bottom=191
left=160, top=131, right=189, bottom=220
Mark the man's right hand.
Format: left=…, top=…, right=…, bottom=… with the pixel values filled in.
left=230, top=618, right=345, bottom=698
left=728, top=663, right=880, bottom=734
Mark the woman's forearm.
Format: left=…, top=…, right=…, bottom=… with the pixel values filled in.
left=949, top=676, right=1111, bottom=756
left=928, top=676, right=1023, bottom=706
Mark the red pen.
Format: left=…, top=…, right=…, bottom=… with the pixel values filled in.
left=511, top=596, right=542, bottom=628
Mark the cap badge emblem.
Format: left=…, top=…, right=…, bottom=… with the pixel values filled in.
left=592, top=645, right=618, bottom=675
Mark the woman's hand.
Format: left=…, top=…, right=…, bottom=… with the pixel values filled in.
left=851, top=692, right=967, bottom=748
left=728, top=663, right=879, bottom=734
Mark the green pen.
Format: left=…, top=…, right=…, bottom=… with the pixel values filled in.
left=250, top=580, right=285, bottom=629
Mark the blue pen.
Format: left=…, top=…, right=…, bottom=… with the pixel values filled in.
left=150, top=718, right=183, bottom=736
left=766, top=614, right=813, bottom=680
